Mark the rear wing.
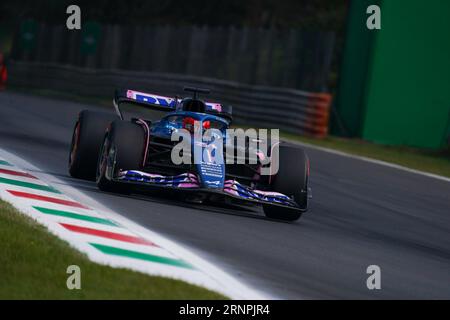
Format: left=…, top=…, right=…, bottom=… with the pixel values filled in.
left=113, top=89, right=176, bottom=119
left=113, top=89, right=232, bottom=122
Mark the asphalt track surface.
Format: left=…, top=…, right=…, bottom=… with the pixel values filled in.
left=1, top=91, right=449, bottom=299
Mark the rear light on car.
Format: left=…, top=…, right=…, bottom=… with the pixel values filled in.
left=202, top=120, right=210, bottom=130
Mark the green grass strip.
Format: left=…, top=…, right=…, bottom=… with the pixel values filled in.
left=0, top=199, right=225, bottom=299
left=33, top=206, right=120, bottom=227
left=0, top=160, right=12, bottom=166
left=90, top=243, right=195, bottom=270
left=0, top=177, right=60, bottom=193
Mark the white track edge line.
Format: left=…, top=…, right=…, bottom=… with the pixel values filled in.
left=284, top=138, right=450, bottom=183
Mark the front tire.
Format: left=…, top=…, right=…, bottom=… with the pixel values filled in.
left=96, top=120, right=146, bottom=193
left=263, top=144, right=309, bottom=221
left=69, top=110, right=118, bottom=180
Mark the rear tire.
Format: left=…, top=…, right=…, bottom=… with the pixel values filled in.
left=263, top=144, right=309, bottom=221
left=68, top=110, right=118, bottom=180
left=96, top=120, right=146, bottom=193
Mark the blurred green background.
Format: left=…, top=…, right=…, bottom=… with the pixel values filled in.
left=1, top=0, right=449, bottom=151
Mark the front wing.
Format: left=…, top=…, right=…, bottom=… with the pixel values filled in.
left=113, top=170, right=304, bottom=211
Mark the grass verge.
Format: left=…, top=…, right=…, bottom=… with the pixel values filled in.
left=0, top=199, right=226, bottom=299
left=8, top=86, right=450, bottom=178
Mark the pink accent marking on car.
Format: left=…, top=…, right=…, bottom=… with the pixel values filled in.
left=268, top=141, right=280, bottom=185
left=178, top=183, right=200, bottom=188
left=224, top=180, right=290, bottom=198
left=118, top=170, right=199, bottom=182
left=119, top=170, right=164, bottom=178
left=252, top=190, right=287, bottom=197
left=206, top=103, right=222, bottom=112
left=136, top=119, right=150, bottom=167
left=126, top=90, right=176, bottom=103
left=256, top=151, right=266, bottom=162
left=224, top=188, right=239, bottom=196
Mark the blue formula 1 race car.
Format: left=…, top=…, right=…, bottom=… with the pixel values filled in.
left=68, top=87, right=310, bottom=221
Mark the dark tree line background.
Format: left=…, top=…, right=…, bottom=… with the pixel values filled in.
left=0, top=0, right=349, bottom=90
left=1, top=0, right=348, bottom=29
